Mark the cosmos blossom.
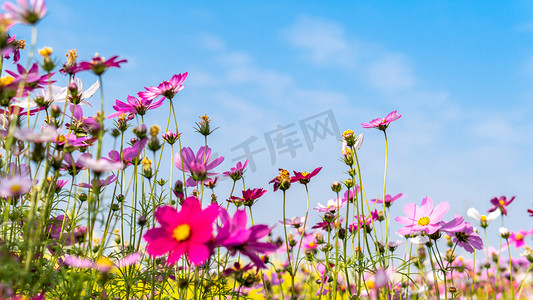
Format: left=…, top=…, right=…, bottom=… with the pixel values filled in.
left=5, top=63, right=54, bottom=92
left=138, top=72, right=188, bottom=101
left=64, top=253, right=141, bottom=273
left=2, top=0, right=47, bottom=25
left=395, top=196, right=449, bottom=235
left=314, top=197, right=347, bottom=213
left=77, top=55, right=127, bottom=75
left=143, top=196, right=219, bottom=265
left=488, top=195, right=515, bottom=216
left=223, top=160, right=248, bottom=181
left=227, top=188, right=267, bottom=207
left=361, top=110, right=402, bottom=131
left=369, top=193, right=406, bottom=208
left=290, top=167, right=322, bottom=184
left=174, top=146, right=224, bottom=187
left=440, top=215, right=483, bottom=253
left=214, top=208, right=278, bottom=268
left=108, top=95, right=165, bottom=118
left=509, top=230, right=530, bottom=248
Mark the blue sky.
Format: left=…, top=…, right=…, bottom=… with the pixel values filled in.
left=8, top=1, right=533, bottom=243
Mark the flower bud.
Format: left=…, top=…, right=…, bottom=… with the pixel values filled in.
left=50, top=104, right=61, bottom=118
left=499, top=227, right=510, bottom=239
left=331, top=181, right=342, bottom=193
left=137, top=215, right=147, bottom=227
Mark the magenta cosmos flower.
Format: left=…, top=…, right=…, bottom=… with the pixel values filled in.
left=395, top=196, right=450, bottom=235
left=2, top=0, right=47, bottom=25
left=223, top=159, right=248, bottom=181
left=370, top=193, right=406, bottom=208
left=108, top=95, right=164, bottom=118
left=227, top=188, right=267, bottom=207
left=488, top=195, right=515, bottom=216
left=138, top=72, right=188, bottom=101
left=174, top=146, right=224, bottom=187
left=78, top=55, right=127, bottom=76
left=361, top=110, right=402, bottom=131
left=509, top=230, right=530, bottom=248
left=143, top=196, right=219, bottom=265
left=529, top=207, right=533, bottom=217
left=291, top=167, right=322, bottom=184
left=215, top=208, right=278, bottom=268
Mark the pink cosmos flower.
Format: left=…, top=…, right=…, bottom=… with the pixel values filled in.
left=488, top=195, right=515, bottom=216
left=138, top=72, right=188, bottom=101
left=509, top=230, right=530, bottom=248
left=174, top=146, right=224, bottom=187
left=349, top=210, right=379, bottom=233
left=64, top=253, right=141, bottom=273
left=227, top=188, right=267, bottom=207
left=2, top=0, right=47, bottom=25
left=60, top=153, right=92, bottom=176
left=361, top=110, right=402, bottom=131
left=0, top=175, right=33, bottom=198
left=370, top=193, right=406, bottom=208
left=78, top=55, right=127, bottom=76
left=78, top=156, right=124, bottom=173
left=290, top=167, right=322, bottom=184
left=143, top=196, right=219, bottom=266
left=214, top=208, right=278, bottom=268
left=76, top=175, right=117, bottom=190
left=395, top=196, right=449, bottom=235
left=528, top=208, right=533, bottom=217
left=314, top=197, right=347, bottom=213
left=223, top=159, right=248, bottom=181
left=5, top=63, right=54, bottom=92
left=108, top=95, right=165, bottom=118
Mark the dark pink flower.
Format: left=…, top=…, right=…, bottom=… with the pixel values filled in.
left=138, top=72, right=187, bottom=101
left=5, top=63, right=54, bottom=92
left=78, top=55, right=127, bottom=76
left=361, top=110, right=401, bottom=131
left=395, top=196, right=449, bottom=235
left=370, top=193, right=406, bottom=208
left=349, top=210, right=379, bottom=233
left=509, top=230, right=530, bottom=248
left=227, top=188, right=266, bottom=207
left=108, top=95, right=164, bottom=118
left=223, top=159, right=248, bottom=181
left=290, top=167, right=322, bottom=184
left=143, top=196, right=219, bottom=266
left=488, top=195, right=515, bottom=216
left=528, top=208, right=533, bottom=217
left=2, top=0, right=47, bottom=25
left=269, top=168, right=291, bottom=192
left=214, top=208, right=278, bottom=268
left=174, top=146, right=224, bottom=187
left=60, top=153, right=91, bottom=176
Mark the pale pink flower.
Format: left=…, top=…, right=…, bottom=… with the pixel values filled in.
left=395, top=196, right=449, bottom=235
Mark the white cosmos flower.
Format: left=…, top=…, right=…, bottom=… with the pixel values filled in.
left=467, top=207, right=500, bottom=227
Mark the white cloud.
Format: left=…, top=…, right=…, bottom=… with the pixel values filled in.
left=366, top=54, right=417, bottom=91
left=282, top=15, right=356, bottom=67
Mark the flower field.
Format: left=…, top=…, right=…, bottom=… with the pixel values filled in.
left=0, top=0, right=532, bottom=299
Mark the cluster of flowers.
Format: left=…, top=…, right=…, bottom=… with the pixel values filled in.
left=0, top=0, right=532, bottom=299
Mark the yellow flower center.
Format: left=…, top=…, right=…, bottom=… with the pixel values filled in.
left=57, top=135, right=66, bottom=144
left=480, top=215, right=487, bottom=222
left=516, top=234, right=523, bottom=241
left=278, top=169, right=290, bottom=180
left=366, top=279, right=375, bottom=289
left=10, top=184, right=22, bottom=193
left=0, top=76, right=14, bottom=87
left=66, top=49, right=78, bottom=65
left=417, top=216, right=430, bottom=226
left=342, top=129, right=354, bottom=139
left=96, top=257, right=114, bottom=269
left=301, top=171, right=309, bottom=176
left=38, top=47, right=53, bottom=57
left=499, top=200, right=505, bottom=206
left=308, top=241, right=316, bottom=247
left=199, top=114, right=211, bottom=125
left=172, top=224, right=191, bottom=241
